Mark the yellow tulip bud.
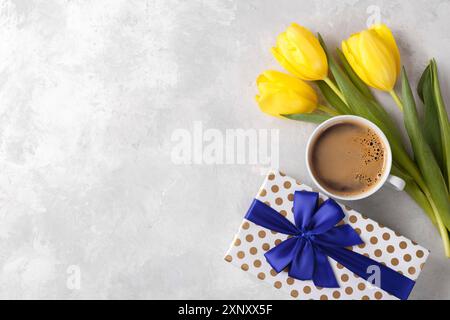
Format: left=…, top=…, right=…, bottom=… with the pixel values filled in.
left=255, top=70, right=318, bottom=117
left=342, top=24, right=401, bottom=91
left=272, top=23, right=328, bottom=81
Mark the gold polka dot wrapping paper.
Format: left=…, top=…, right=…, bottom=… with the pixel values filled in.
left=224, top=170, right=430, bottom=300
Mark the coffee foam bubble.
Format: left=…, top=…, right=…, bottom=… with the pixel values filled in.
left=354, top=129, right=385, bottom=188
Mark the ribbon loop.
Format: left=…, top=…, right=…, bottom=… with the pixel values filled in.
left=244, top=191, right=416, bottom=300
left=265, top=237, right=299, bottom=273
left=309, top=199, right=346, bottom=235
left=293, top=191, right=318, bottom=229
left=245, top=199, right=299, bottom=235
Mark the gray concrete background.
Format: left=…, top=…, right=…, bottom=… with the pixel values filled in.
left=0, top=0, right=449, bottom=299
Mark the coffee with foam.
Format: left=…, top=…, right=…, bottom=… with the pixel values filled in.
left=308, top=121, right=386, bottom=197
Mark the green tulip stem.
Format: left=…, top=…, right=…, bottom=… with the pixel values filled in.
left=324, top=77, right=348, bottom=105
left=415, top=178, right=450, bottom=257
left=400, top=158, right=450, bottom=257
left=317, top=104, right=340, bottom=116
left=427, top=193, right=450, bottom=257
left=389, top=90, right=404, bottom=112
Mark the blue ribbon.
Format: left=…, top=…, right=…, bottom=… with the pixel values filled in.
left=245, top=191, right=415, bottom=300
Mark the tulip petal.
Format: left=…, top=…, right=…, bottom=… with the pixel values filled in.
left=272, top=24, right=328, bottom=81
left=276, top=33, right=313, bottom=80
left=271, top=47, right=304, bottom=79
left=287, top=23, right=328, bottom=80
left=370, top=24, right=401, bottom=75
left=256, top=73, right=269, bottom=86
left=257, top=91, right=316, bottom=116
left=265, top=71, right=318, bottom=102
left=277, top=32, right=300, bottom=61
left=342, top=35, right=376, bottom=88
left=288, top=23, right=321, bottom=48
left=255, top=70, right=318, bottom=117
left=359, top=30, right=397, bottom=91
left=342, top=25, right=400, bottom=92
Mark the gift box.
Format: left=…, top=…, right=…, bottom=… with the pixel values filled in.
left=224, top=170, right=429, bottom=300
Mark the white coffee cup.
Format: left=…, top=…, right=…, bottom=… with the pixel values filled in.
left=305, top=115, right=405, bottom=201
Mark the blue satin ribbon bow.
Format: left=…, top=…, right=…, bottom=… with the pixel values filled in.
left=245, top=191, right=415, bottom=300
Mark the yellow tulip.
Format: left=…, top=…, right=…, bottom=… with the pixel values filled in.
left=342, top=24, right=401, bottom=93
left=272, top=23, right=328, bottom=81
left=255, top=71, right=318, bottom=117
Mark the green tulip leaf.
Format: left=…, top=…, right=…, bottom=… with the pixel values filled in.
left=417, top=63, right=444, bottom=173
left=417, top=64, right=429, bottom=102
left=316, top=80, right=352, bottom=115
left=401, top=67, right=450, bottom=231
left=405, top=181, right=437, bottom=226
left=430, top=59, right=450, bottom=188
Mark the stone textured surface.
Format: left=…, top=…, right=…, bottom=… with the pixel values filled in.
left=0, top=0, right=449, bottom=299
